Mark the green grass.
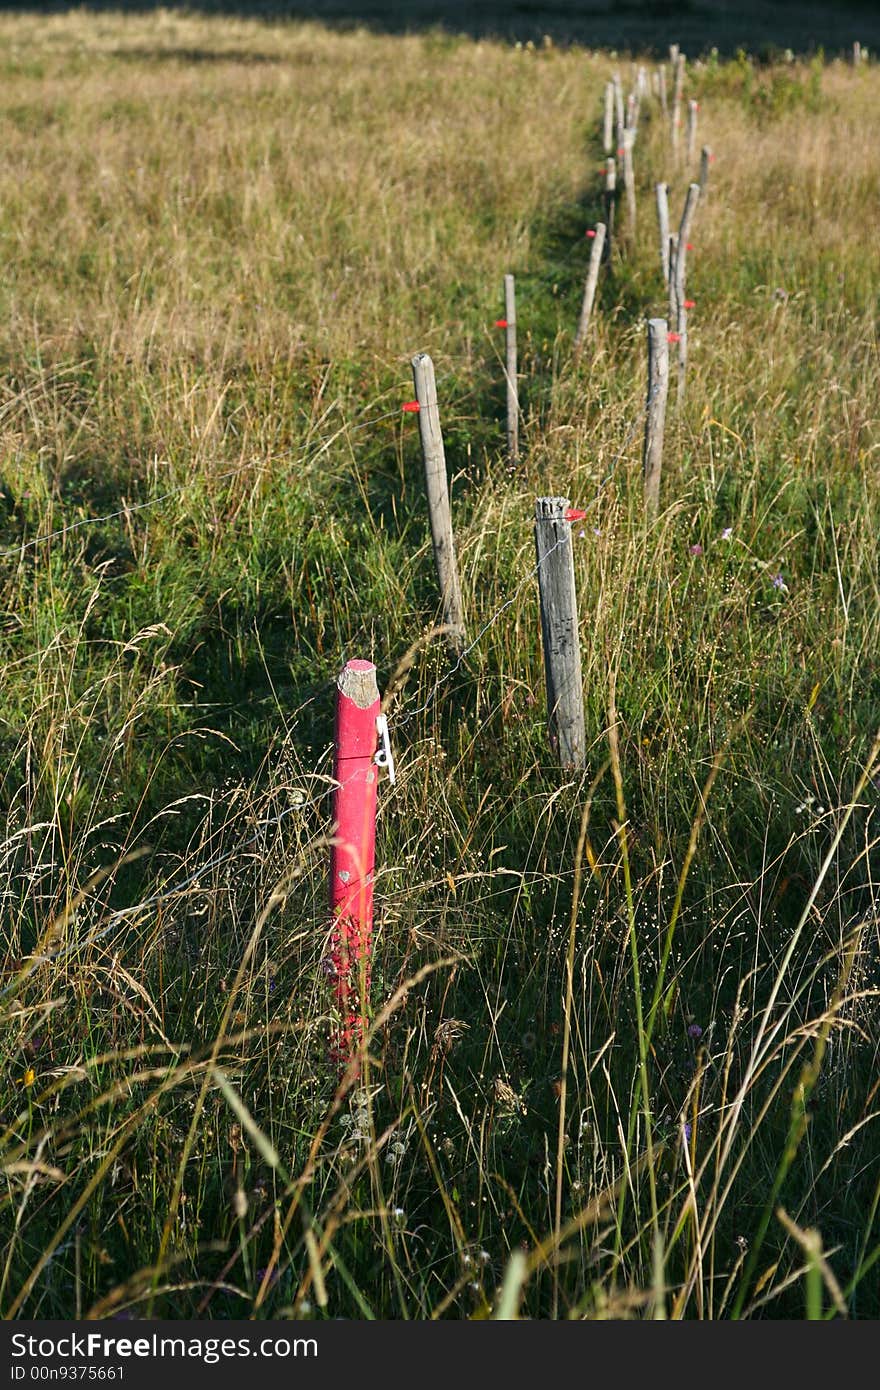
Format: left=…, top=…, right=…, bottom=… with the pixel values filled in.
left=1, top=11, right=879, bottom=1320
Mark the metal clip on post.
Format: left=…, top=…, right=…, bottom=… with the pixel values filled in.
left=374, top=714, right=396, bottom=784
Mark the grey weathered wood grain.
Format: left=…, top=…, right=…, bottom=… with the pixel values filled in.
left=671, top=52, right=685, bottom=158
left=668, top=231, right=679, bottom=324
left=623, top=129, right=636, bottom=229
left=604, top=156, right=616, bottom=260
left=535, top=497, right=586, bottom=770
left=603, top=81, right=614, bottom=154
left=574, top=222, right=606, bottom=351
left=643, top=319, right=670, bottom=519
left=411, top=352, right=465, bottom=653
left=674, top=182, right=700, bottom=398
left=656, top=182, right=670, bottom=286
left=687, top=99, right=698, bottom=164
left=658, top=63, right=668, bottom=117
left=699, top=144, right=712, bottom=193
left=504, top=273, right=519, bottom=466
left=613, top=72, right=624, bottom=151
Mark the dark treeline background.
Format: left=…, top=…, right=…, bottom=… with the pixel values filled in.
left=8, top=1, right=880, bottom=57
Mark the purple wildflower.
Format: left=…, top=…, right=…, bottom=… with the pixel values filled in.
left=721, top=527, right=732, bottom=540
left=689, top=543, right=703, bottom=556
left=771, top=572, right=788, bottom=591
left=688, top=1023, right=703, bottom=1039
left=683, top=1122, right=692, bottom=1143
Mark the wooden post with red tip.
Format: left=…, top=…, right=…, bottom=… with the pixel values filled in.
left=411, top=352, right=466, bottom=654
left=574, top=222, right=606, bottom=351
left=328, top=659, right=381, bottom=1065
left=643, top=319, right=670, bottom=519
left=534, top=497, right=586, bottom=770
left=503, top=274, right=519, bottom=466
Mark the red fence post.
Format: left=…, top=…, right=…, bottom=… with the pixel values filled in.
left=328, top=659, right=380, bottom=1065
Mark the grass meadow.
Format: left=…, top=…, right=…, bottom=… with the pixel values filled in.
left=1, top=9, right=880, bottom=1320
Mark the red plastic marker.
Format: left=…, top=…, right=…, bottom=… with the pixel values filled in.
left=564, top=508, right=587, bottom=522
left=684, top=299, right=696, bottom=309
left=710, top=154, right=716, bottom=164
left=329, top=659, right=380, bottom=1066
left=495, top=318, right=508, bottom=328
left=586, top=229, right=596, bottom=238
left=402, top=400, right=420, bottom=413
left=668, top=332, right=681, bottom=343
left=618, top=146, right=625, bottom=156
left=686, top=243, right=694, bottom=251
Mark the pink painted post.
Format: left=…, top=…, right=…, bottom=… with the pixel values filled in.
left=328, top=659, right=380, bottom=1064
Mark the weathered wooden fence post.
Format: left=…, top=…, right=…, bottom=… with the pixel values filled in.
left=411, top=352, right=466, bottom=653
left=699, top=144, right=712, bottom=193
left=668, top=231, right=679, bottom=324
left=329, top=658, right=381, bottom=1064
left=574, top=222, right=606, bottom=351
left=687, top=99, right=698, bottom=164
left=656, top=182, right=670, bottom=286
left=603, top=81, right=614, bottom=153
left=535, top=497, right=586, bottom=770
left=658, top=63, right=668, bottom=117
left=852, top=41, right=862, bottom=66
left=674, top=182, right=701, bottom=399
left=623, top=129, right=637, bottom=229
left=613, top=72, right=625, bottom=151
left=503, top=274, right=519, bottom=466
left=643, top=319, right=670, bottom=518
left=604, top=156, right=616, bottom=259
left=671, top=52, right=685, bottom=160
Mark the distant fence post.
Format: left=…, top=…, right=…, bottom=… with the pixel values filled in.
left=686, top=99, right=698, bottom=164
left=668, top=231, right=679, bottom=324
left=603, top=81, right=614, bottom=153
left=643, top=319, right=670, bottom=519
left=699, top=144, right=712, bottom=193
left=503, top=274, right=519, bottom=466
left=623, top=130, right=637, bottom=229
left=658, top=63, right=668, bottom=117
left=411, top=353, right=466, bottom=653
left=656, top=182, right=670, bottom=286
left=613, top=72, right=625, bottom=152
left=535, top=497, right=586, bottom=770
left=604, top=157, right=616, bottom=259
left=329, top=658, right=381, bottom=1065
left=574, top=222, right=606, bottom=351
left=852, top=41, right=862, bottom=66
left=671, top=52, right=685, bottom=159
left=674, top=182, right=701, bottom=399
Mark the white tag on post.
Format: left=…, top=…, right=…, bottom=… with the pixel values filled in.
left=374, top=714, right=396, bottom=784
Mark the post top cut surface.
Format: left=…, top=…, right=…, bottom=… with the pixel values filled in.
left=337, top=660, right=380, bottom=708
left=536, top=496, right=571, bottom=520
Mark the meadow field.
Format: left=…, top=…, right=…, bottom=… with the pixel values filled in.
left=1, top=9, right=879, bottom=1320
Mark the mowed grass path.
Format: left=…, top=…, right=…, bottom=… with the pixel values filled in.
left=1, top=12, right=879, bottom=1318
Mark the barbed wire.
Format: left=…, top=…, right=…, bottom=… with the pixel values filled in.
left=0, top=795, right=327, bottom=995
left=0, top=128, right=661, bottom=978
left=0, top=398, right=423, bottom=562
left=393, top=379, right=654, bottom=729
left=0, top=374, right=653, bottom=991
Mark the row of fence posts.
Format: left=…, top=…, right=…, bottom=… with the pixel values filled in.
left=327, top=44, right=716, bottom=1062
